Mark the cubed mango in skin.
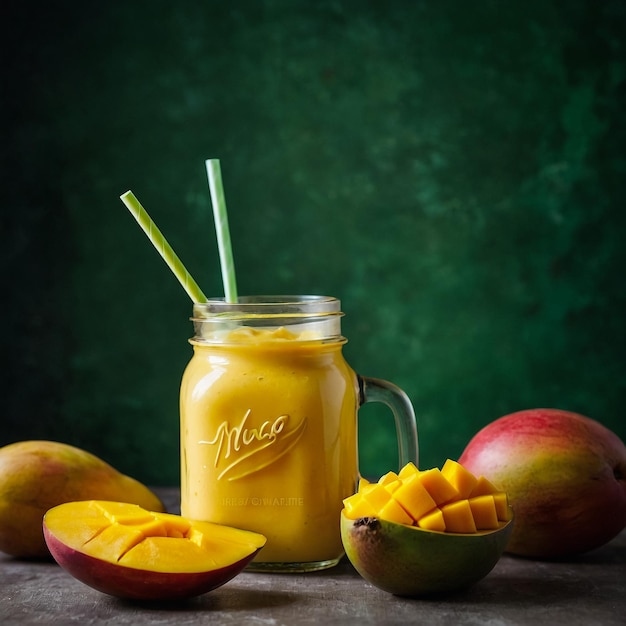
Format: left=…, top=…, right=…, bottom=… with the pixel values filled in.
left=441, top=459, right=478, bottom=499
left=468, top=495, right=499, bottom=530
left=441, top=499, right=477, bottom=533
left=392, top=473, right=437, bottom=522
left=343, top=459, right=512, bottom=533
left=417, top=507, right=446, bottom=532
left=417, top=468, right=460, bottom=505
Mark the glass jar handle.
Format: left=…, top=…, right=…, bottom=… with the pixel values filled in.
left=358, top=375, right=419, bottom=468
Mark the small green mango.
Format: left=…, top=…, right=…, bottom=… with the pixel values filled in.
left=0, top=440, right=164, bottom=559
left=340, top=512, right=513, bottom=596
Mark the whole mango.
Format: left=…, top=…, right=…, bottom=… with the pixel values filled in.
left=459, top=409, right=626, bottom=559
left=0, top=440, right=164, bottom=558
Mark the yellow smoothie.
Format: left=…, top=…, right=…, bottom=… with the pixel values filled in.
left=180, top=327, right=360, bottom=566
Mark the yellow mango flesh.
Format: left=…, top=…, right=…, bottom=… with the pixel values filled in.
left=384, top=479, right=403, bottom=494
left=44, top=501, right=266, bottom=573
left=379, top=499, right=414, bottom=526
left=492, top=492, right=513, bottom=522
left=392, top=474, right=437, bottom=520
left=378, top=471, right=399, bottom=486
left=441, top=500, right=477, bottom=533
left=469, top=475, right=500, bottom=497
left=469, top=495, right=500, bottom=530
left=417, top=468, right=460, bottom=505
left=343, top=493, right=377, bottom=519
left=362, top=484, right=394, bottom=511
left=343, top=459, right=511, bottom=535
left=417, top=507, right=446, bottom=532
left=441, top=459, right=478, bottom=499
left=398, top=462, right=419, bottom=479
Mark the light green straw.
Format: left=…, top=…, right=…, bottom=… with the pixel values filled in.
left=206, top=159, right=238, bottom=302
left=120, top=190, right=207, bottom=303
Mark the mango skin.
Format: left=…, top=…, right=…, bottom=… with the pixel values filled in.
left=459, top=409, right=626, bottom=559
left=43, top=534, right=260, bottom=601
left=0, top=440, right=164, bottom=559
left=340, top=512, right=513, bottom=596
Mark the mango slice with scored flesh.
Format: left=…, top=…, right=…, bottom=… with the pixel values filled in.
left=43, top=500, right=266, bottom=600
left=342, top=459, right=512, bottom=534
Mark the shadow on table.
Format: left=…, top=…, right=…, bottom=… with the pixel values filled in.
left=112, top=586, right=298, bottom=613
left=441, top=573, right=591, bottom=606
left=393, top=545, right=626, bottom=606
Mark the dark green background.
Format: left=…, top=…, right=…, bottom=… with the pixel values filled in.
left=3, top=1, right=625, bottom=484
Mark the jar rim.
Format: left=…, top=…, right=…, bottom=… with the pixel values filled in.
left=192, top=295, right=341, bottom=319
left=190, top=295, right=344, bottom=343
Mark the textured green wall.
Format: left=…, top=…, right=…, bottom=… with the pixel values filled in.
left=3, top=1, right=625, bottom=484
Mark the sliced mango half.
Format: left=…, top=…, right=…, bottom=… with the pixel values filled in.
left=43, top=500, right=266, bottom=600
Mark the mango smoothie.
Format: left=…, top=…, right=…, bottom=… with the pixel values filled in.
left=180, top=326, right=360, bottom=568
left=119, top=192, right=418, bottom=570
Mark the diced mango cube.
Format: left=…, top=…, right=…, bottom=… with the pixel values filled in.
left=379, top=498, right=414, bottom=526
left=417, top=507, right=446, bottom=532
left=441, top=499, right=477, bottom=533
left=441, top=459, right=478, bottom=499
left=469, top=475, right=500, bottom=497
left=357, top=477, right=371, bottom=492
left=343, top=493, right=377, bottom=519
left=343, top=492, right=360, bottom=509
left=398, top=462, right=419, bottom=479
left=391, top=473, right=437, bottom=522
left=492, top=492, right=512, bottom=521
left=468, top=495, right=499, bottom=530
left=383, top=479, right=402, bottom=494
left=362, top=483, right=393, bottom=511
left=417, top=468, right=460, bottom=505
left=378, top=471, right=399, bottom=486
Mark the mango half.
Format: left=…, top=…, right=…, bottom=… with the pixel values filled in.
left=43, top=501, right=266, bottom=601
left=340, top=459, right=513, bottom=596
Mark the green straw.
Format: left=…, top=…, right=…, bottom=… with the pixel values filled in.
left=120, top=190, right=207, bottom=303
left=206, top=159, right=238, bottom=302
